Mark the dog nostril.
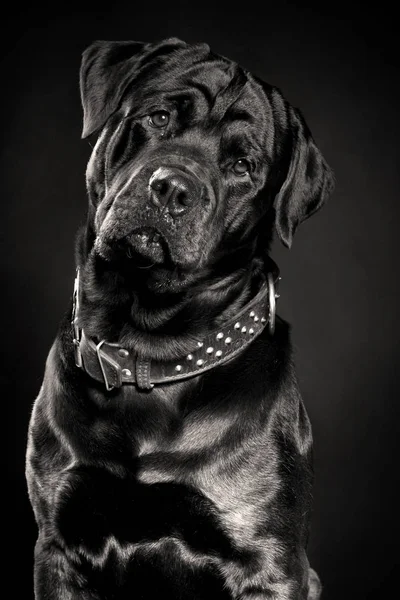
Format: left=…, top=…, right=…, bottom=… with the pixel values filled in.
left=151, top=179, right=169, bottom=196
left=176, top=191, right=191, bottom=206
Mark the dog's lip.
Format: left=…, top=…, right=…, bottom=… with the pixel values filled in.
left=125, top=226, right=170, bottom=264
left=126, top=226, right=167, bottom=246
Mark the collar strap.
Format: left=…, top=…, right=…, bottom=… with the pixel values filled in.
left=72, top=266, right=280, bottom=391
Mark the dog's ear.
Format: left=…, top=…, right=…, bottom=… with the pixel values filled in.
left=272, top=102, right=335, bottom=248
left=80, top=38, right=188, bottom=138
left=80, top=41, right=147, bottom=138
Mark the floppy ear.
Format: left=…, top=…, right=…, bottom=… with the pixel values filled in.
left=273, top=105, right=335, bottom=248
left=80, top=40, right=147, bottom=138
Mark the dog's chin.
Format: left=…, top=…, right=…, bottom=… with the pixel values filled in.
left=93, top=230, right=203, bottom=293
left=95, top=225, right=204, bottom=272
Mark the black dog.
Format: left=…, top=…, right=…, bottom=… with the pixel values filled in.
left=26, top=37, right=334, bottom=599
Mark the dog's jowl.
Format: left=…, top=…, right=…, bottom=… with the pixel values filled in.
left=26, top=38, right=334, bottom=599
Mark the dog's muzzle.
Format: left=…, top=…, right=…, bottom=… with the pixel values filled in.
left=149, top=167, right=207, bottom=217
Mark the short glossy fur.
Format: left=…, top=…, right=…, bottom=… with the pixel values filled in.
left=26, top=38, right=334, bottom=599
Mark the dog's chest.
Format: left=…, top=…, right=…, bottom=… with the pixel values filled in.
left=56, top=383, right=278, bottom=559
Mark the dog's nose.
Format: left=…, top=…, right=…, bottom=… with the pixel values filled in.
left=149, top=170, right=201, bottom=217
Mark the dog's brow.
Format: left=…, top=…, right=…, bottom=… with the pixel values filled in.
left=186, top=80, right=215, bottom=109
left=224, top=107, right=254, bottom=123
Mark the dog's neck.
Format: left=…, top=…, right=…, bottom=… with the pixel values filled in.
left=72, top=252, right=279, bottom=391
left=76, top=250, right=273, bottom=362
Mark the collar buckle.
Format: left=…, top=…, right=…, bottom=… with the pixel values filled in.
left=95, top=340, right=122, bottom=391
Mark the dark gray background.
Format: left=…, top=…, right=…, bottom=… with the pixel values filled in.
left=2, top=2, right=399, bottom=598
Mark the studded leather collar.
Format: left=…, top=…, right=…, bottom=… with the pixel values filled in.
left=72, top=263, right=280, bottom=391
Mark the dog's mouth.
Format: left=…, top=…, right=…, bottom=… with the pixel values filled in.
left=125, top=227, right=170, bottom=265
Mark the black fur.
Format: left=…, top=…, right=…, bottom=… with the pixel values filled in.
left=26, top=37, right=334, bottom=599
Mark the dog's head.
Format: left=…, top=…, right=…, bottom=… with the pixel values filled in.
left=80, top=37, right=334, bottom=292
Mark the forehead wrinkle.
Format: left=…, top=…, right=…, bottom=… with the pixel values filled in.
left=179, top=60, right=233, bottom=89
left=181, top=80, right=216, bottom=112
left=210, top=69, right=250, bottom=122
left=171, top=60, right=249, bottom=119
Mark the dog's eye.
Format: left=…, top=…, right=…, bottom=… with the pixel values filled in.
left=148, top=111, right=170, bottom=128
left=232, top=159, right=250, bottom=176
